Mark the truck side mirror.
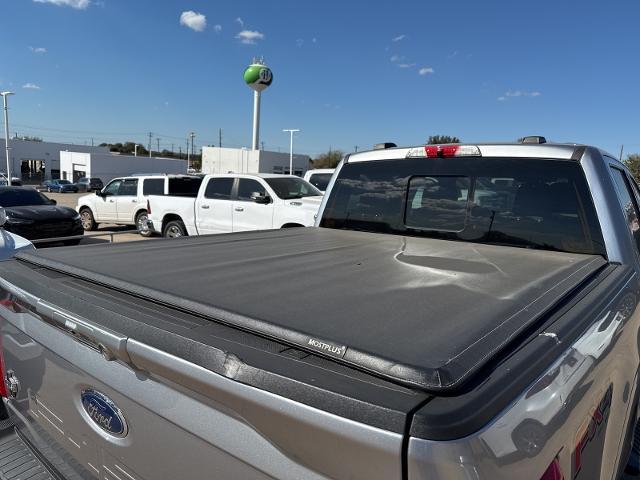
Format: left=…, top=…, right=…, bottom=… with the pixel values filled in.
left=251, top=192, right=271, bottom=204
left=95, top=190, right=103, bottom=197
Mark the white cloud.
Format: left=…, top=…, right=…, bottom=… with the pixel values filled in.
left=397, top=63, right=416, bottom=68
left=499, top=90, right=542, bottom=101
left=33, top=0, right=89, bottom=9
left=236, top=30, right=264, bottom=44
left=296, top=38, right=304, bottom=47
left=390, top=54, right=404, bottom=63
left=392, top=34, right=406, bottom=42
left=213, top=24, right=222, bottom=33
left=419, top=67, right=434, bottom=75
left=235, top=17, right=244, bottom=27
left=180, top=11, right=206, bottom=32
left=447, top=50, right=458, bottom=59
left=311, top=37, right=317, bottom=43
left=22, top=83, right=41, bottom=90
left=29, top=47, right=47, bottom=54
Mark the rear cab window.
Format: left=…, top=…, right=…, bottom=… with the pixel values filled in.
left=204, top=178, right=234, bottom=200
left=320, top=157, right=606, bottom=255
left=143, top=178, right=165, bottom=196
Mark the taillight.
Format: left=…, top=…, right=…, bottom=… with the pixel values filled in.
left=540, top=457, right=564, bottom=480
left=407, top=144, right=481, bottom=158
left=147, top=199, right=151, bottom=215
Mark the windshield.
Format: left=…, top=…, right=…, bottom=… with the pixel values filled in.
left=0, top=189, right=52, bottom=207
left=265, top=177, right=322, bottom=199
left=320, top=157, right=606, bottom=255
left=308, top=173, right=333, bottom=191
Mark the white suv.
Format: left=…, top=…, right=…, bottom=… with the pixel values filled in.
left=303, top=168, right=334, bottom=192
left=76, top=175, right=202, bottom=236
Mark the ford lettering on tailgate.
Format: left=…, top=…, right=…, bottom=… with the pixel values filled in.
left=81, top=389, right=128, bottom=438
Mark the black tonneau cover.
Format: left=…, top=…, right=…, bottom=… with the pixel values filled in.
left=15, top=228, right=606, bottom=391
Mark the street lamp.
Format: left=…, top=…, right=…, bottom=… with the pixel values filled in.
left=283, top=129, right=300, bottom=175
left=1, top=92, right=15, bottom=185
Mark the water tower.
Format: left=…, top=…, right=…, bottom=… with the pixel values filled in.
left=243, top=58, right=273, bottom=150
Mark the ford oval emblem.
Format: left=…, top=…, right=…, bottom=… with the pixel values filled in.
left=80, top=389, right=128, bottom=438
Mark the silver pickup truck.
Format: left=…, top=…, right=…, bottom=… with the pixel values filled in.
left=0, top=139, right=639, bottom=480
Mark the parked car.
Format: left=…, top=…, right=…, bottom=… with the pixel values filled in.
left=76, top=174, right=202, bottom=236
left=303, top=168, right=335, bottom=192
left=2, top=139, right=640, bottom=480
left=76, top=176, right=104, bottom=192
left=0, top=207, right=34, bottom=258
left=41, top=179, right=79, bottom=193
left=0, top=187, right=83, bottom=244
left=146, top=173, right=323, bottom=237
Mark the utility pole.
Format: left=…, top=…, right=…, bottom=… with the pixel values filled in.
left=620, top=145, right=625, bottom=162
left=148, top=132, right=153, bottom=158
left=91, top=138, right=94, bottom=147
left=186, top=138, right=190, bottom=170
left=260, top=141, right=265, bottom=151
left=157, top=138, right=160, bottom=154
left=189, top=132, right=195, bottom=170
left=283, top=129, right=300, bottom=175
left=354, top=145, right=359, bottom=152
left=219, top=128, right=222, bottom=148
left=171, top=143, right=174, bottom=154
left=179, top=146, right=182, bottom=159
left=1, top=92, right=15, bottom=184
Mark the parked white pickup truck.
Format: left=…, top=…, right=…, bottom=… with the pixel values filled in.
left=147, top=173, right=323, bottom=237
left=76, top=174, right=202, bottom=236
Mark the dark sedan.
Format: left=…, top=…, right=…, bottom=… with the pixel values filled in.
left=41, top=179, right=79, bottom=193
left=0, top=187, right=84, bottom=245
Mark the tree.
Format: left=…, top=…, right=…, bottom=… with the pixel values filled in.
left=624, top=154, right=640, bottom=182
left=427, top=135, right=460, bottom=144
left=312, top=149, right=344, bottom=169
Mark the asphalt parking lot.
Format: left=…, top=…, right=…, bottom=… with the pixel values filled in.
left=42, top=191, right=149, bottom=247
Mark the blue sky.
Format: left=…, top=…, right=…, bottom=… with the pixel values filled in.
left=1, top=0, right=639, bottom=157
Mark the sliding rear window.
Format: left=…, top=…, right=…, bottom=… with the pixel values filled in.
left=320, top=157, right=605, bottom=255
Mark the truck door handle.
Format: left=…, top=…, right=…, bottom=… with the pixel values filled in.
left=131, top=199, right=137, bottom=203
left=109, top=199, right=115, bottom=203
left=235, top=207, right=244, bottom=212
left=201, top=205, right=210, bottom=209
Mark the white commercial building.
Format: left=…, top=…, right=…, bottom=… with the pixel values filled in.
left=201, top=147, right=311, bottom=176
left=0, top=139, right=108, bottom=183
left=60, top=151, right=187, bottom=184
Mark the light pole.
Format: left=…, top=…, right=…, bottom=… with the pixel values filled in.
left=283, top=129, right=300, bottom=175
left=1, top=92, right=15, bottom=184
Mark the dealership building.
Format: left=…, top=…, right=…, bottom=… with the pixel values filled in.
left=201, top=147, right=311, bottom=176
left=0, top=139, right=187, bottom=184
left=0, top=139, right=108, bottom=183
left=60, top=151, right=187, bottom=184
